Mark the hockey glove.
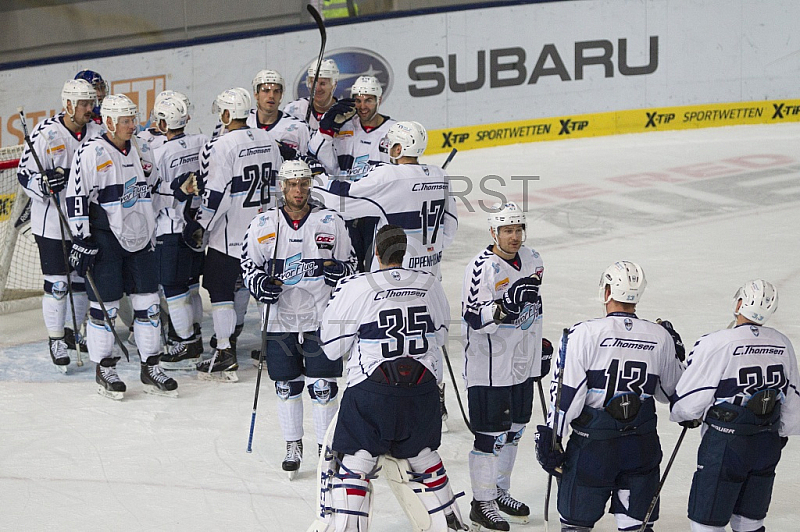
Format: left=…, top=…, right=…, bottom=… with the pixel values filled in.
left=68, top=238, right=98, bottom=277
left=323, top=259, right=348, bottom=287
left=679, top=419, right=702, bottom=429
left=537, top=337, right=553, bottom=380
left=501, top=274, right=541, bottom=315
left=534, top=425, right=565, bottom=478
left=40, top=167, right=69, bottom=196
left=319, top=98, right=356, bottom=136
left=276, top=141, right=297, bottom=161
left=250, top=274, right=282, bottom=304
left=170, top=172, right=198, bottom=202
left=658, top=319, right=686, bottom=362
left=182, top=219, right=205, bottom=252
left=299, top=155, right=326, bottom=177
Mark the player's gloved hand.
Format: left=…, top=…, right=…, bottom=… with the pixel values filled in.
left=182, top=219, right=205, bottom=252
left=298, top=154, right=326, bottom=177
left=323, top=259, right=348, bottom=287
left=679, top=419, right=702, bottom=429
left=319, top=98, right=356, bottom=136
left=276, top=141, right=297, bottom=161
left=536, top=338, right=553, bottom=380
left=68, top=238, right=98, bottom=277
left=171, top=172, right=198, bottom=202
left=535, top=425, right=565, bottom=478
left=40, top=167, right=69, bottom=196
left=501, top=274, right=541, bottom=315
left=250, top=274, right=282, bottom=304
left=658, top=319, right=685, bottom=362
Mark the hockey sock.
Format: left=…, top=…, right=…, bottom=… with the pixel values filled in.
left=42, top=274, right=68, bottom=337
left=165, top=290, right=194, bottom=340
left=730, top=514, right=765, bottom=532
left=131, top=293, right=162, bottom=359
left=497, top=424, right=525, bottom=491
left=189, top=282, right=203, bottom=325
left=470, top=448, right=500, bottom=501
left=233, top=287, right=249, bottom=325
left=87, top=301, right=119, bottom=363
left=690, top=522, right=727, bottom=532
left=276, top=378, right=305, bottom=442
left=210, top=302, right=236, bottom=349
left=307, top=377, right=339, bottom=446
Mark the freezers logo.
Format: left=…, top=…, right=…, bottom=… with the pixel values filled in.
left=295, top=48, right=394, bottom=102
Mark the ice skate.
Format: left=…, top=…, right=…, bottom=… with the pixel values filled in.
left=196, top=347, right=238, bottom=382
left=469, top=499, right=509, bottom=531
left=49, top=337, right=70, bottom=373
left=282, top=439, right=303, bottom=480
left=495, top=488, right=529, bottom=523
left=160, top=333, right=202, bottom=370
left=141, top=356, right=178, bottom=398
left=96, top=357, right=126, bottom=400
left=64, top=327, right=88, bottom=354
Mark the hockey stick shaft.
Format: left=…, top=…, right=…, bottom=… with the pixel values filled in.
left=247, top=208, right=282, bottom=452
left=305, top=4, right=327, bottom=124
left=441, top=148, right=457, bottom=170
left=18, top=107, right=130, bottom=362
left=442, top=344, right=472, bottom=433
left=638, top=426, right=688, bottom=532
left=544, top=327, right=570, bottom=525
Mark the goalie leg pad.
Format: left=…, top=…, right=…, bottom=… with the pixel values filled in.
left=329, top=451, right=378, bottom=531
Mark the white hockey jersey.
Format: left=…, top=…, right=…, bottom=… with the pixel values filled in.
left=548, top=313, right=684, bottom=437
left=17, top=114, right=103, bottom=239
left=196, top=127, right=282, bottom=257
left=245, top=109, right=311, bottom=155
left=241, top=205, right=356, bottom=334
left=320, top=267, right=450, bottom=388
left=462, top=245, right=545, bottom=388
left=151, top=132, right=209, bottom=236
left=671, top=324, right=800, bottom=437
left=67, top=135, right=158, bottom=252
left=135, top=128, right=166, bottom=175
left=283, top=97, right=327, bottom=133
left=314, top=163, right=458, bottom=278
left=307, top=115, right=395, bottom=177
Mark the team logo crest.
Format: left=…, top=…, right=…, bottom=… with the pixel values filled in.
left=247, top=130, right=254, bottom=141
left=624, top=318, right=633, bottom=331
left=320, top=214, right=334, bottom=224
left=280, top=253, right=316, bottom=285
left=179, top=139, right=187, bottom=148
left=492, top=263, right=500, bottom=273
left=750, top=325, right=760, bottom=336
left=315, top=233, right=335, bottom=250
left=517, top=300, right=541, bottom=330
left=52, top=281, right=68, bottom=301
left=391, top=271, right=402, bottom=281
left=147, top=304, right=161, bottom=328
left=47, top=130, right=57, bottom=141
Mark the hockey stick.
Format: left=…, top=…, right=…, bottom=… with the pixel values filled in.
left=305, top=4, right=327, bottom=124
left=441, top=148, right=457, bottom=170
left=247, top=207, right=282, bottom=453
left=638, top=426, right=688, bottom=532
left=544, top=327, right=569, bottom=529
left=442, top=345, right=472, bottom=433
left=18, top=107, right=130, bottom=362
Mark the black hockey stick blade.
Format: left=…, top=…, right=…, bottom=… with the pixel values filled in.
left=305, top=4, right=327, bottom=123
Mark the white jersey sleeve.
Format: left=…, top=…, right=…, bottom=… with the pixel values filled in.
left=320, top=268, right=450, bottom=387
left=670, top=324, right=800, bottom=437
left=246, top=110, right=311, bottom=156
left=284, top=97, right=324, bottom=133
left=308, top=116, right=394, bottom=177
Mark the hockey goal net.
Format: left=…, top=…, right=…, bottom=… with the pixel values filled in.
left=0, top=144, right=42, bottom=313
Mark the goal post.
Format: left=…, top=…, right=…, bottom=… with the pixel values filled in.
left=0, top=145, right=42, bottom=314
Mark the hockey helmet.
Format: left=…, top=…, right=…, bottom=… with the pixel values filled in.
left=153, top=97, right=189, bottom=132
left=101, top=94, right=139, bottom=130
left=733, top=279, right=778, bottom=325
left=61, top=79, right=97, bottom=114
left=252, top=69, right=285, bottom=94
left=212, top=87, right=251, bottom=125
left=307, top=59, right=340, bottom=85
left=350, top=75, right=383, bottom=99
left=75, top=69, right=108, bottom=95
left=599, top=261, right=646, bottom=305
left=384, top=121, right=427, bottom=161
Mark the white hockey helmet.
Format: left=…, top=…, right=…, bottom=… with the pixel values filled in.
left=61, top=79, right=97, bottom=113
left=153, top=97, right=189, bottom=132
left=155, top=90, right=191, bottom=112
left=212, top=87, right=251, bottom=125
left=252, top=69, right=285, bottom=94
left=733, top=279, right=778, bottom=325
left=488, top=200, right=526, bottom=233
left=384, top=121, right=427, bottom=161
left=100, top=94, right=139, bottom=129
left=599, top=261, right=646, bottom=305
left=278, top=159, right=313, bottom=191
left=350, top=75, right=383, bottom=99
left=307, top=59, right=340, bottom=84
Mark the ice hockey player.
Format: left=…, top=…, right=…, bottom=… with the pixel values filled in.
left=460, top=202, right=550, bottom=530
left=74, top=69, right=108, bottom=124
left=66, top=94, right=178, bottom=399
left=247, top=69, right=311, bottom=158
left=185, top=87, right=282, bottom=381
left=284, top=59, right=340, bottom=132
left=671, top=280, right=800, bottom=532
left=309, top=75, right=396, bottom=272
left=241, top=158, right=356, bottom=478
left=313, top=121, right=457, bottom=278
left=312, top=224, right=468, bottom=531
left=149, top=95, right=208, bottom=370
left=17, top=79, right=104, bottom=370
left=136, top=90, right=189, bottom=156
left=535, top=261, right=684, bottom=531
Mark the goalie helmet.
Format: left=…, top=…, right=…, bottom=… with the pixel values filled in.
left=733, top=279, right=778, bottom=325
left=599, top=261, right=646, bottom=305
left=212, top=87, right=251, bottom=124
left=384, top=121, right=427, bottom=161
left=307, top=59, right=340, bottom=84
left=350, top=75, right=382, bottom=98
left=153, top=97, right=189, bottom=132
left=252, top=69, right=285, bottom=94
left=61, top=79, right=97, bottom=113
left=74, top=69, right=108, bottom=95
left=100, top=94, right=139, bottom=128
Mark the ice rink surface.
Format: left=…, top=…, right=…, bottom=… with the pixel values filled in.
left=2, top=123, right=799, bottom=531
